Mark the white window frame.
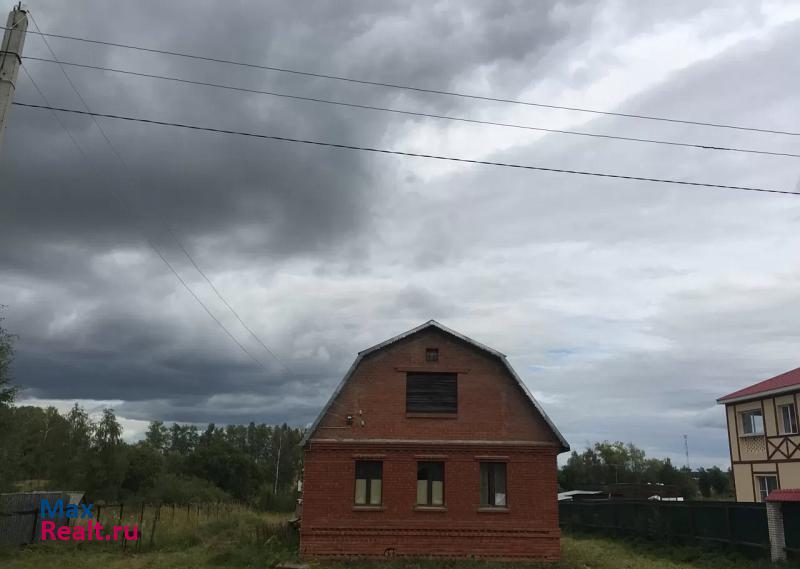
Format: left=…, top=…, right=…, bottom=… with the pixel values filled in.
left=778, top=403, right=799, bottom=435
left=756, top=475, right=778, bottom=502
left=740, top=409, right=764, bottom=436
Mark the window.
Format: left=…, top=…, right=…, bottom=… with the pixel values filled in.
left=779, top=403, right=798, bottom=434
left=740, top=410, right=764, bottom=435
left=425, top=348, right=439, bottom=362
left=480, top=462, right=507, bottom=508
left=757, top=475, right=778, bottom=502
left=417, top=462, right=444, bottom=506
left=354, top=461, right=382, bottom=506
left=406, top=373, right=457, bottom=414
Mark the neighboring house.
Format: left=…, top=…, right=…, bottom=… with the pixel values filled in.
left=299, top=320, right=569, bottom=561
left=717, top=367, right=800, bottom=502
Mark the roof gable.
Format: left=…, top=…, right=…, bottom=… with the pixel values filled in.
left=301, top=320, right=569, bottom=451
left=717, top=366, right=800, bottom=403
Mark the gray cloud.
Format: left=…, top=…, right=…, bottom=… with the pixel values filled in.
left=2, top=0, right=799, bottom=466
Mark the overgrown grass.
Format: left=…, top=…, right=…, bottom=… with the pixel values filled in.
left=1, top=515, right=798, bottom=569
left=321, top=534, right=797, bottom=569
left=0, top=506, right=296, bottom=569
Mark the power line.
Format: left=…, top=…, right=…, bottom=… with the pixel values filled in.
left=12, top=101, right=799, bottom=198
left=23, top=56, right=800, bottom=160
left=19, top=63, right=272, bottom=373
left=5, top=24, right=799, bottom=138
left=24, top=13, right=292, bottom=375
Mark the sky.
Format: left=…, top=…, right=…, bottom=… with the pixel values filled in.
left=2, top=0, right=799, bottom=468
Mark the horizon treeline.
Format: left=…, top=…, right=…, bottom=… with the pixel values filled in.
left=558, top=441, right=732, bottom=499
left=0, top=401, right=305, bottom=509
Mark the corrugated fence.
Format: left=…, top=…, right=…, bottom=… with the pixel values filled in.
left=559, top=499, right=770, bottom=551
left=0, top=492, right=80, bottom=546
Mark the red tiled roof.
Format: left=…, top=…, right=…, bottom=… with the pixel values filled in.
left=766, top=489, right=800, bottom=502
left=718, top=366, right=800, bottom=403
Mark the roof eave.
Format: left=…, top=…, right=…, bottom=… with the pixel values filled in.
left=301, top=320, right=569, bottom=452
left=717, top=384, right=800, bottom=405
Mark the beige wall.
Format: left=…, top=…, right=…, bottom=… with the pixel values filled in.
left=733, top=464, right=754, bottom=502
left=725, top=390, right=800, bottom=502
left=778, top=462, right=800, bottom=489
left=727, top=405, right=740, bottom=462
left=730, top=400, right=768, bottom=462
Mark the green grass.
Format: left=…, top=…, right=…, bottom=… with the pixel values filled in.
left=1, top=511, right=798, bottom=569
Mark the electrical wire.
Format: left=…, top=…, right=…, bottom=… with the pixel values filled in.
left=4, top=24, right=799, bottom=137
left=24, top=13, right=292, bottom=375
left=12, top=101, right=799, bottom=198
left=19, top=64, right=273, bottom=373
left=23, top=56, right=800, bottom=160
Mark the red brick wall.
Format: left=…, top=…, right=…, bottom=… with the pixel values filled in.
left=301, top=327, right=563, bottom=561
left=301, top=442, right=561, bottom=560
left=313, top=328, right=559, bottom=443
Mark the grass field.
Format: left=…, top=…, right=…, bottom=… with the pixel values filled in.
left=0, top=507, right=797, bottom=569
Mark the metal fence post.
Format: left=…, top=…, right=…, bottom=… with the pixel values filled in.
left=29, top=509, right=38, bottom=543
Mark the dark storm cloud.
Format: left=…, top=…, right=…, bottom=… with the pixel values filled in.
left=3, top=0, right=799, bottom=465
left=2, top=0, right=590, bottom=410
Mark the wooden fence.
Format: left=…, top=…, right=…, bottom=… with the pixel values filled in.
left=559, top=499, right=769, bottom=552
left=0, top=500, right=251, bottom=547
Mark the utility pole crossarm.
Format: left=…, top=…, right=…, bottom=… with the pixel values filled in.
left=0, top=3, right=28, bottom=151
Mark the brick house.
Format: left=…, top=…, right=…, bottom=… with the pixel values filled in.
left=299, top=320, right=569, bottom=561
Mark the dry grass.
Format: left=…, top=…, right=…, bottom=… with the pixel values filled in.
left=1, top=513, right=797, bottom=569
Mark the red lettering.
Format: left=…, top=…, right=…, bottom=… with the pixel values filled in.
left=40, top=521, right=55, bottom=540
left=123, top=525, right=138, bottom=541
left=113, top=526, right=122, bottom=540
left=56, top=525, right=71, bottom=540
left=94, top=522, right=104, bottom=541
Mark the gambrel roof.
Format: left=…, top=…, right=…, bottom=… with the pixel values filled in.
left=301, top=320, right=569, bottom=451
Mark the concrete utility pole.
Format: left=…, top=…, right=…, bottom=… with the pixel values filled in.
left=0, top=3, right=28, bottom=151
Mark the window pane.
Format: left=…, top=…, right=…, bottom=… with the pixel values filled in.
left=781, top=404, right=798, bottom=434
left=406, top=373, right=457, bottom=413
left=417, top=480, right=428, bottom=504
left=742, top=411, right=764, bottom=435
left=494, top=463, right=507, bottom=506
left=758, top=476, right=778, bottom=501
left=355, top=479, right=367, bottom=505
left=480, top=463, right=489, bottom=506
left=431, top=480, right=444, bottom=505
left=369, top=479, right=382, bottom=505
left=355, top=461, right=382, bottom=505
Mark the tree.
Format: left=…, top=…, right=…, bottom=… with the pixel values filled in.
left=0, top=307, right=17, bottom=407
left=710, top=466, right=732, bottom=497
left=144, top=421, right=170, bottom=453
left=58, top=404, right=95, bottom=488
left=122, top=443, right=164, bottom=495
left=559, top=441, right=700, bottom=499
left=697, top=468, right=712, bottom=498
left=87, top=408, right=127, bottom=500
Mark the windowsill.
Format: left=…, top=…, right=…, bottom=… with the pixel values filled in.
left=739, top=433, right=766, bottom=438
left=352, top=505, right=384, bottom=512
left=406, top=413, right=458, bottom=419
left=778, top=431, right=799, bottom=436
left=477, top=507, right=510, bottom=513
left=413, top=505, right=447, bottom=512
